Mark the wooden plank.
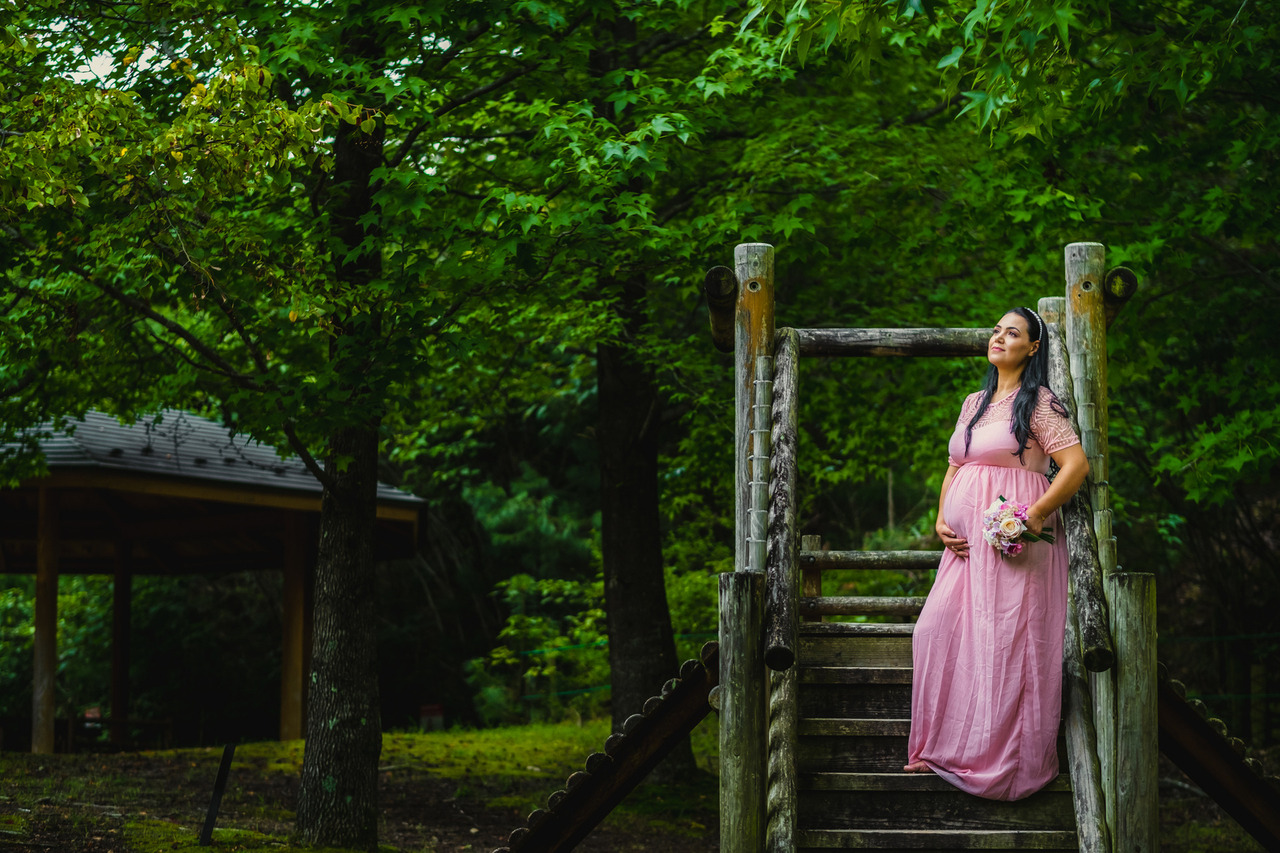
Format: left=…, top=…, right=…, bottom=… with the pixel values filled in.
left=721, top=570, right=767, bottom=852
left=802, top=597, right=925, bottom=617
left=798, top=735, right=913, bottom=773
left=800, top=718, right=911, bottom=737
left=33, top=487, right=57, bottom=754
left=799, top=634, right=913, bottom=668
left=797, top=828, right=1078, bottom=850
left=800, top=667, right=913, bottom=685
left=799, top=683, right=912, bottom=719
left=801, top=535, right=823, bottom=623
left=798, top=789, right=1075, bottom=831
left=801, top=622, right=915, bottom=637
left=802, top=550, right=942, bottom=572
left=766, top=328, right=800, bottom=671
left=795, top=328, right=989, bottom=358
left=735, top=242, right=775, bottom=575
left=1111, top=572, right=1157, bottom=853
left=799, top=772, right=1071, bottom=793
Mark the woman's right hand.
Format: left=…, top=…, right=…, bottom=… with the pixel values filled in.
left=936, top=520, right=969, bottom=559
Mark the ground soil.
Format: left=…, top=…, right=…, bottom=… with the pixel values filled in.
left=0, top=746, right=719, bottom=853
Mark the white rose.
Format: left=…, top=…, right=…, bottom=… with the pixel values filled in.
left=999, top=517, right=1023, bottom=538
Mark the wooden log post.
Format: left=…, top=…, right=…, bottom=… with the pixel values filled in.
left=765, top=328, right=799, bottom=671
left=1064, top=242, right=1120, bottom=839
left=721, top=242, right=774, bottom=853
left=1064, top=596, right=1110, bottom=853
left=281, top=513, right=307, bottom=741
left=720, top=571, right=766, bottom=853
left=1110, top=572, right=1158, bottom=853
left=33, top=487, right=58, bottom=754
left=736, top=243, right=775, bottom=574
left=111, top=541, right=133, bottom=747
left=800, top=535, right=822, bottom=623
left=1039, top=296, right=1114, bottom=673
left=766, top=665, right=797, bottom=853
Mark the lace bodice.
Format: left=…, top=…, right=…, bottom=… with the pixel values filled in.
left=947, top=386, right=1080, bottom=472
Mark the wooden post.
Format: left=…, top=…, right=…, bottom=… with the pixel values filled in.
left=1065, top=242, right=1119, bottom=839
left=1064, top=597, right=1110, bottom=853
left=765, top=328, right=799, bottom=671
left=720, top=570, right=766, bottom=853
left=33, top=487, right=58, bottom=754
left=800, top=535, right=822, bottom=623
left=766, top=664, right=797, bottom=853
left=281, top=513, right=307, bottom=741
left=110, top=542, right=133, bottom=747
left=735, top=243, right=775, bottom=574
left=1110, top=572, right=1158, bottom=853
left=1040, top=296, right=1114, bottom=673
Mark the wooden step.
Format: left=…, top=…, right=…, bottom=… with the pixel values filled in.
left=800, top=673, right=912, bottom=718
left=802, top=549, right=943, bottom=572
left=802, top=596, right=926, bottom=617
left=799, top=787, right=1075, bottom=831
left=801, top=666, right=913, bottom=685
left=801, top=718, right=911, bottom=737
left=799, top=772, right=1071, bottom=793
left=798, top=828, right=1077, bottom=850
left=800, top=628, right=913, bottom=669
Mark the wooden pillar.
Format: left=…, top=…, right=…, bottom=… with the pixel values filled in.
left=110, top=542, right=133, bottom=747
left=1065, top=242, right=1118, bottom=841
left=281, top=513, right=308, bottom=741
left=720, top=570, right=766, bottom=853
left=32, top=487, right=58, bottom=754
left=1110, top=572, right=1158, bottom=853
left=735, top=243, right=775, bottom=573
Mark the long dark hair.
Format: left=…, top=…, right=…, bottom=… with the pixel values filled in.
left=963, top=306, right=1069, bottom=465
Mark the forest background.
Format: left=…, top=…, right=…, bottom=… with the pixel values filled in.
left=1, top=0, right=1277, bottom=848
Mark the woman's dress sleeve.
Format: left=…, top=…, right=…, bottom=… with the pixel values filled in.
left=947, top=392, right=982, bottom=467
left=1032, top=388, right=1081, bottom=455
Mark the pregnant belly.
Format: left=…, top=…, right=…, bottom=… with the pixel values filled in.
left=944, top=464, right=1049, bottom=542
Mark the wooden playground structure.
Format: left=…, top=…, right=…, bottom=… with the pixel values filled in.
left=489, top=242, right=1280, bottom=852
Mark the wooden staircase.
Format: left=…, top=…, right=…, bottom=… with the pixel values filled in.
left=792, top=558, right=1078, bottom=851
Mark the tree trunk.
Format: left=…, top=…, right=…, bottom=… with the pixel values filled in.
left=297, top=422, right=382, bottom=851
left=597, top=337, right=696, bottom=776
left=296, top=54, right=387, bottom=849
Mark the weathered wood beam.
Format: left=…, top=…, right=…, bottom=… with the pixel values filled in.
left=281, top=513, right=307, bottom=741
left=800, top=550, right=942, bottom=572
left=110, top=541, right=132, bottom=747
left=1111, top=572, right=1158, bottom=853
left=801, top=596, right=926, bottom=617
left=766, top=665, right=798, bottom=853
left=796, top=327, right=988, bottom=357
left=720, top=571, right=766, bottom=852
left=735, top=243, right=775, bottom=574
left=1040, top=296, right=1114, bottom=673
left=765, top=328, right=799, bottom=672
left=32, top=487, right=58, bottom=754
left=1102, top=266, right=1139, bottom=329
left=704, top=265, right=737, bottom=354
left=1063, top=590, right=1109, bottom=853
left=800, top=535, right=822, bottom=623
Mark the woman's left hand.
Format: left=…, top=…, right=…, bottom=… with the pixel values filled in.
left=1025, top=509, right=1046, bottom=537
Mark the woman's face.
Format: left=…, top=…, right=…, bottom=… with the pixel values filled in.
left=988, top=312, right=1038, bottom=372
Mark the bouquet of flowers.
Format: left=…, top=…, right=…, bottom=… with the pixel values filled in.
left=981, top=495, right=1055, bottom=557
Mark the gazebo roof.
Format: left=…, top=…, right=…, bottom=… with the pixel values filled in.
left=1, top=410, right=422, bottom=575
left=33, top=409, right=422, bottom=506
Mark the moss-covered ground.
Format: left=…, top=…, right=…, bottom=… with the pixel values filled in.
left=0, top=717, right=1268, bottom=851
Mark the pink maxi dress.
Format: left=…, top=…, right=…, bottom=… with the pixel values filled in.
left=906, top=386, right=1080, bottom=801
